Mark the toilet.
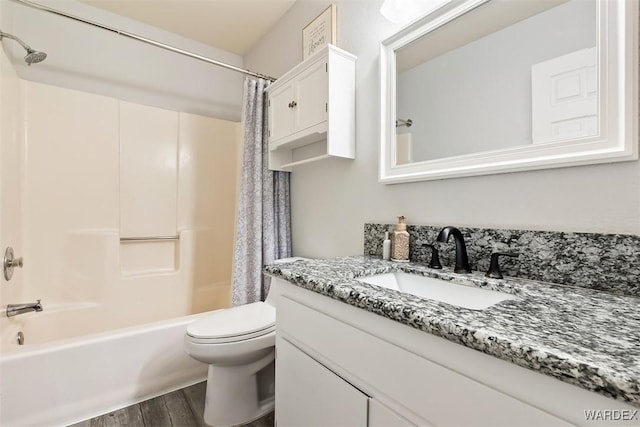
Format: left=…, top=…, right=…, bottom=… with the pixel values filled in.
left=184, top=257, right=310, bottom=427
left=184, top=257, right=309, bottom=427
left=184, top=300, right=276, bottom=427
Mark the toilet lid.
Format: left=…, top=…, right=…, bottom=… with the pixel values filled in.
left=186, top=302, right=276, bottom=340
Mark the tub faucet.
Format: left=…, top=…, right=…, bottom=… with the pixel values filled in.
left=437, top=226, right=472, bottom=274
left=6, top=299, right=43, bottom=317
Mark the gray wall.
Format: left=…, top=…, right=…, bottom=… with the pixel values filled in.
left=245, top=0, right=640, bottom=259
left=397, top=0, right=596, bottom=161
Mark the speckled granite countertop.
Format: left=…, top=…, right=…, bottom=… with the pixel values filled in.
left=265, top=256, right=640, bottom=408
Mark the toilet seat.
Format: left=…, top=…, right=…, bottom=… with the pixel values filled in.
left=186, top=302, right=275, bottom=344
left=186, top=326, right=275, bottom=344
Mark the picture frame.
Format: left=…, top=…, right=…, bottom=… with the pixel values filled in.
left=302, top=4, right=337, bottom=60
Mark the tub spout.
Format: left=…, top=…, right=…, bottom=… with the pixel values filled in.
left=6, top=299, right=43, bottom=317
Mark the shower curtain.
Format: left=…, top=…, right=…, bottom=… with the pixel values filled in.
left=232, top=78, right=291, bottom=306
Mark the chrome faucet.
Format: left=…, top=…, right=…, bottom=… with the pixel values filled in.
left=6, top=299, right=43, bottom=317
left=437, top=226, right=472, bottom=274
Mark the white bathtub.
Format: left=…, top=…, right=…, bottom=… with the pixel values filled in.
left=0, top=310, right=210, bottom=426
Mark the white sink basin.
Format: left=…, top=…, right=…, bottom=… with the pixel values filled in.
left=357, top=272, right=515, bottom=310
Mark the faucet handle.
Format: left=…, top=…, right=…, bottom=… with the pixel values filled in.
left=3, top=247, right=24, bottom=281
left=422, top=243, right=443, bottom=269
left=486, top=252, right=519, bottom=279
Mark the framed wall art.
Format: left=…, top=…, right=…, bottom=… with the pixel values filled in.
left=302, top=4, right=336, bottom=60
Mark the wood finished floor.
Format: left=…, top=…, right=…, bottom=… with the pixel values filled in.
left=69, top=381, right=274, bottom=427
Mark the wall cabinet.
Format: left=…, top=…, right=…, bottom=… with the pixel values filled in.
left=266, top=45, right=356, bottom=171
left=273, top=278, right=638, bottom=427
left=268, top=63, right=326, bottom=143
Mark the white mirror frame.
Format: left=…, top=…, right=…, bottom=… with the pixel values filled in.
left=379, top=0, right=638, bottom=184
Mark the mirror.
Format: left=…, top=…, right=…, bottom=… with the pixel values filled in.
left=379, top=0, right=638, bottom=183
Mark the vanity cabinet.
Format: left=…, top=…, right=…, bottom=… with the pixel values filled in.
left=276, top=337, right=368, bottom=426
left=277, top=336, right=413, bottom=427
left=266, top=44, right=356, bottom=171
left=273, top=278, right=638, bottom=426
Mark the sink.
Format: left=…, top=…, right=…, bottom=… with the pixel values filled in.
left=356, top=272, right=515, bottom=310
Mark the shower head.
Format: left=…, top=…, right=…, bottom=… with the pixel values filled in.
left=24, top=48, right=47, bottom=65
left=0, top=30, right=47, bottom=65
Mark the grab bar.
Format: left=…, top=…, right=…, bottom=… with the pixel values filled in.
left=120, top=235, right=179, bottom=243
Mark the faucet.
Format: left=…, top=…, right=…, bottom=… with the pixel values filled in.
left=436, top=226, right=472, bottom=274
left=6, top=299, right=43, bottom=317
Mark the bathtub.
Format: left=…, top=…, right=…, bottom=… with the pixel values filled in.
left=0, top=309, right=210, bottom=426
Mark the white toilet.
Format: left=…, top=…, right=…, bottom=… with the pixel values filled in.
left=184, top=290, right=277, bottom=426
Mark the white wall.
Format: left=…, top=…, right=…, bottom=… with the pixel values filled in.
left=4, top=0, right=244, bottom=121
left=245, top=0, right=640, bottom=258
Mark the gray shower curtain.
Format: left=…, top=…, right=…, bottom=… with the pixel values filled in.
left=232, top=78, right=291, bottom=306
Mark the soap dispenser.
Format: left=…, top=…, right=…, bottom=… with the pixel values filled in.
left=382, top=232, right=391, bottom=260
left=391, top=216, right=410, bottom=262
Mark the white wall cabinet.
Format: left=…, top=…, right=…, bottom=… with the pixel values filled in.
left=266, top=44, right=356, bottom=171
left=273, top=279, right=639, bottom=427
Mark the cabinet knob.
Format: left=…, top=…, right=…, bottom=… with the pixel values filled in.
left=288, top=101, right=297, bottom=109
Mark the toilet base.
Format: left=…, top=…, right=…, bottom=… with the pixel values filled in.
left=207, top=397, right=274, bottom=427
left=203, top=349, right=275, bottom=427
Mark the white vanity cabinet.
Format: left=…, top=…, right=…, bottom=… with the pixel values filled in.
left=276, top=337, right=368, bottom=426
left=273, top=278, right=639, bottom=427
left=277, top=336, right=413, bottom=427
left=266, top=44, right=356, bottom=171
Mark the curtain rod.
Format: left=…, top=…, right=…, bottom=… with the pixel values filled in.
left=12, top=0, right=277, bottom=82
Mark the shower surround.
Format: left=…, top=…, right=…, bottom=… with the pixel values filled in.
left=11, top=80, right=241, bottom=332
left=0, top=71, right=241, bottom=424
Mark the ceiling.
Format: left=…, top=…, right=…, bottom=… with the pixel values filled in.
left=77, top=0, right=297, bottom=55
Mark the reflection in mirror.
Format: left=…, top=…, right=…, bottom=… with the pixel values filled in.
left=395, top=0, right=597, bottom=165
left=379, top=0, right=637, bottom=184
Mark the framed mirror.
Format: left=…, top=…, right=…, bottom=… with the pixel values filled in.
left=379, top=0, right=638, bottom=183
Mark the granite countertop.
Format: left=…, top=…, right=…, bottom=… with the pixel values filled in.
left=265, top=256, right=640, bottom=408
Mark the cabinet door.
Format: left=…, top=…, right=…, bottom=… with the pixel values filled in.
left=276, top=337, right=368, bottom=427
left=369, top=400, right=421, bottom=427
left=268, top=82, right=295, bottom=142
left=294, top=60, right=328, bottom=132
